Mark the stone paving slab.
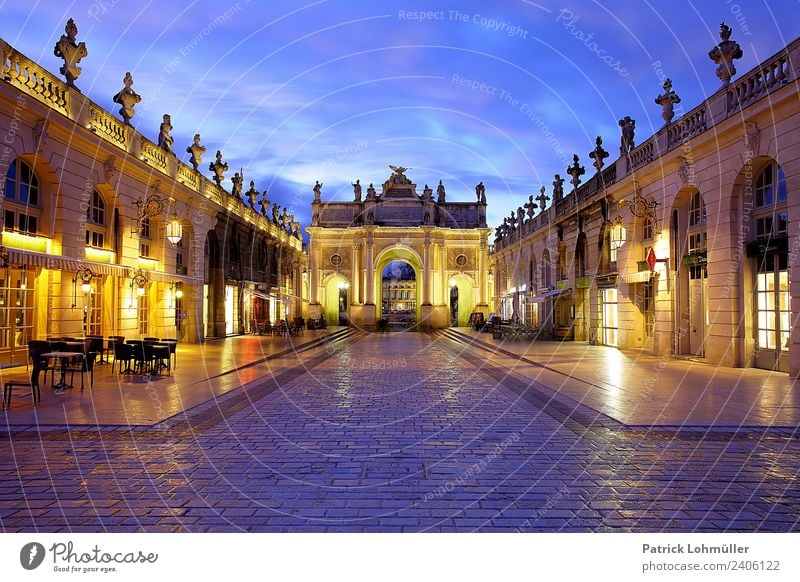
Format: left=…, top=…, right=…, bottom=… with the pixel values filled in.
left=1, top=332, right=799, bottom=532
left=0, top=328, right=348, bottom=428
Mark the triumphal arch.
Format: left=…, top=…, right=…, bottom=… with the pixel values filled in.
left=306, top=166, right=492, bottom=330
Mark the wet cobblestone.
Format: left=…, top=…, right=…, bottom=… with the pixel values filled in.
left=1, top=333, right=799, bottom=532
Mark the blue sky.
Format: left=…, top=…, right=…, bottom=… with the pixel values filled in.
left=2, top=0, right=798, bottom=235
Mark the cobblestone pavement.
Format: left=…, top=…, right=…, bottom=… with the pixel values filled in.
left=1, top=332, right=799, bottom=532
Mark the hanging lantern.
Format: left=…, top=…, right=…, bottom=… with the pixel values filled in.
left=166, top=214, right=183, bottom=244
left=611, top=219, right=627, bottom=250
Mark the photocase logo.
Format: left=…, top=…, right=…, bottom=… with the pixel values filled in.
left=20, top=542, right=46, bottom=570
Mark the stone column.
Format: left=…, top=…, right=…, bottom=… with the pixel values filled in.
left=422, top=232, right=432, bottom=305
left=478, top=238, right=488, bottom=308
left=438, top=241, right=447, bottom=305
left=363, top=230, right=376, bottom=329
left=365, top=231, right=375, bottom=305
left=309, top=241, right=320, bottom=305
left=351, top=241, right=361, bottom=304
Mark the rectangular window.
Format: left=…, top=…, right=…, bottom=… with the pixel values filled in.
left=138, top=292, right=148, bottom=335
left=85, top=230, right=105, bottom=248
left=140, top=242, right=150, bottom=258
left=643, top=281, right=655, bottom=338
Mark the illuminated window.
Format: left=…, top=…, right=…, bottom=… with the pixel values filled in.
left=3, top=159, right=41, bottom=235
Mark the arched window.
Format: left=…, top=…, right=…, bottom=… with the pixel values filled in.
left=86, top=190, right=107, bottom=248
left=751, top=162, right=790, bottom=360
left=688, top=192, right=707, bottom=253
left=4, top=159, right=40, bottom=234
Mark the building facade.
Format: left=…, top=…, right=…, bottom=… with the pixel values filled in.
left=0, top=25, right=304, bottom=363
left=492, top=30, right=800, bottom=375
left=307, top=168, right=491, bottom=330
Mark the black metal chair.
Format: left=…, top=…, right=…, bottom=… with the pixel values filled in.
left=4, top=351, right=46, bottom=409
left=64, top=350, right=97, bottom=391
left=127, top=340, right=154, bottom=375
left=112, top=342, right=134, bottom=374
left=160, top=339, right=178, bottom=368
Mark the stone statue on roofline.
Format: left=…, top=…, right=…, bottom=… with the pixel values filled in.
left=708, top=22, right=743, bottom=87
left=186, top=134, right=206, bottom=171
left=231, top=172, right=243, bottom=200
left=619, top=116, right=636, bottom=154
left=246, top=181, right=258, bottom=207
left=53, top=18, right=87, bottom=89
left=112, top=72, right=142, bottom=125
left=259, top=191, right=270, bottom=215
left=552, top=174, right=565, bottom=201
left=352, top=179, right=362, bottom=202
left=313, top=180, right=323, bottom=202
left=209, top=150, right=229, bottom=186
left=655, top=79, right=681, bottom=125
left=272, top=202, right=281, bottom=223
left=436, top=180, right=446, bottom=204
left=158, top=114, right=174, bottom=153
left=475, top=182, right=486, bottom=204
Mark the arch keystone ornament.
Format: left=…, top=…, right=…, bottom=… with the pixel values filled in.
left=307, top=167, right=491, bottom=330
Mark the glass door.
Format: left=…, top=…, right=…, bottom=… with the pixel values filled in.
left=0, top=267, right=34, bottom=364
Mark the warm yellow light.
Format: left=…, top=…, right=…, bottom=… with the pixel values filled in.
left=81, top=282, right=91, bottom=294
left=137, top=285, right=146, bottom=297
left=338, top=281, right=350, bottom=290
left=166, top=215, right=183, bottom=244
left=449, top=278, right=457, bottom=288
left=175, top=287, right=183, bottom=299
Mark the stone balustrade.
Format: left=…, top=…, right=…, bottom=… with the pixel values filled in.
left=87, top=106, right=128, bottom=148
left=1, top=43, right=69, bottom=114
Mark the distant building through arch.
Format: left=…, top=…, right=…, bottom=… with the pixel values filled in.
left=306, top=166, right=491, bottom=330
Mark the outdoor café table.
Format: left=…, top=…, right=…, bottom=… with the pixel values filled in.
left=149, top=343, right=171, bottom=375
left=40, top=351, right=84, bottom=391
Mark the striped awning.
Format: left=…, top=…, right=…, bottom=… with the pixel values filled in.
left=528, top=288, right=571, bottom=303
left=620, top=270, right=654, bottom=284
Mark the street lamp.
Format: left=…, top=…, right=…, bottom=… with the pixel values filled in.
left=71, top=267, right=93, bottom=308
left=610, top=217, right=627, bottom=251
left=131, top=268, right=148, bottom=297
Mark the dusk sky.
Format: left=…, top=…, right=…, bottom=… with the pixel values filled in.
left=1, top=1, right=798, bottom=236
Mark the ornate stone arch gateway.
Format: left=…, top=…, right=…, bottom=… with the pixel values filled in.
left=306, top=166, right=492, bottom=330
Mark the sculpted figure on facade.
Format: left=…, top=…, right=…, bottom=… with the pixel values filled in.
left=186, top=134, right=206, bottom=171
left=231, top=172, right=243, bottom=200
left=209, top=150, right=228, bottom=186
left=112, top=72, right=141, bottom=125
left=352, top=179, right=362, bottom=202
left=619, top=116, right=636, bottom=153
left=366, top=183, right=377, bottom=200
left=422, top=184, right=433, bottom=201
left=552, top=174, right=565, bottom=201
left=246, top=181, right=258, bottom=207
left=475, top=181, right=486, bottom=204
left=272, top=202, right=281, bottom=223
left=436, top=180, right=446, bottom=204
left=654, top=79, right=681, bottom=125
left=313, top=180, right=323, bottom=202
left=708, top=22, right=743, bottom=87
left=158, top=114, right=174, bottom=152
left=259, top=191, right=270, bottom=215
left=53, top=18, right=87, bottom=88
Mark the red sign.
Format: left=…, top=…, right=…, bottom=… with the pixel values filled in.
left=647, top=248, right=657, bottom=271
